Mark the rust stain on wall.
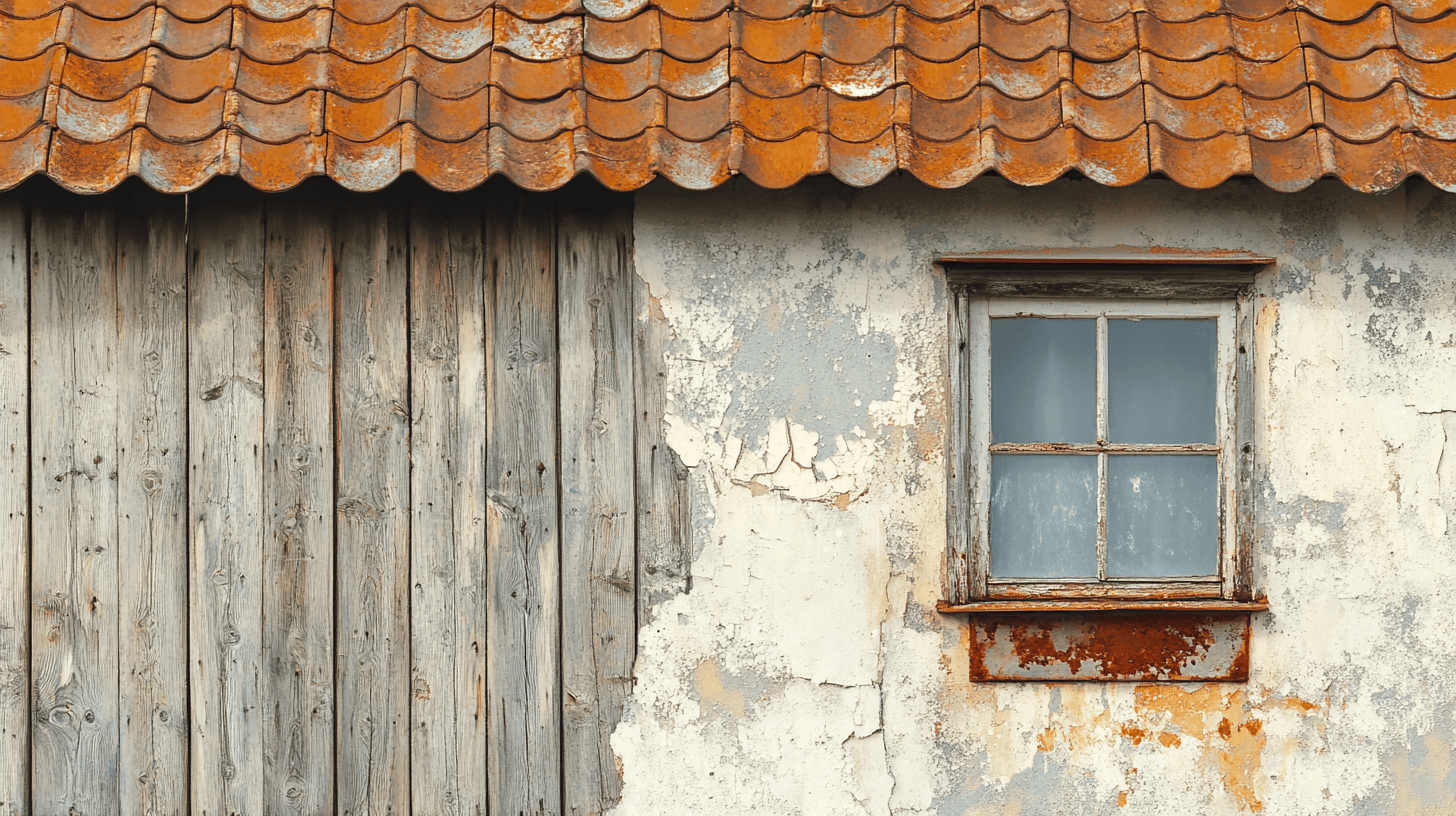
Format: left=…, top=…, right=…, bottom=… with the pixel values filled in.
left=1132, top=685, right=1275, bottom=814
left=967, top=612, right=1252, bottom=682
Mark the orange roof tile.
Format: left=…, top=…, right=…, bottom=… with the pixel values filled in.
left=6, top=0, right=1456, bottom=192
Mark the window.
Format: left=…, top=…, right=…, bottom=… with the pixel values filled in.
left=941, top=250, right=1270, bottom=610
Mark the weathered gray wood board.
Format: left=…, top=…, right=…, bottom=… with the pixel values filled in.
left=486, top=192, right=563, bottom=816
left=189, top=181, right=266, bottom=816
left=634, top=275, right=692, bottom=627
left=0, top=191, right=26, bottom=816
left=30, top=188, right=121, bottom=815
left=409, top=189, right=489, bottom=816
left=263, top=187, right=336, bottom=816
left=116, top=186, right=189, bottom=816
left=335, top=195, right=411, bottom=816
left=1, top=180, right=660, bottom=816
left=559, top=192, right=636, bottom=816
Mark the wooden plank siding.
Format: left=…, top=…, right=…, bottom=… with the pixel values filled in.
left=559, top=191, right=635, bottom=816
left=115, top=187, right=189, bottom=816
left=408, top=188, right=490, bottom=816
left=189, top=180, right=268, bottom=816
left=30, top=187, right=122, bottom=814
left=0, top=178, right=689, bottom=816
left=485, top=192, right=562, bottom=816
left=262, top=188, right=336, bottom=815
left=0, top=189, right=27, bottom=816
left=335, top=195, right=411, bottom=816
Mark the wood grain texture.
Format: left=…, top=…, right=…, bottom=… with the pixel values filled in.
left=29, top=187, right=120, bottom=815
left=944, top=269, right=1255, bottom=300
left=409, top=188, right=489, bottom=816
left=945, top=288, right=973, bottom=603
left=116, top=186, right=189, bottom=816
left=262, top=188, right=335, bottom=816
left=1233, top=291, right=1256, bottom=602
left=189, top=180, right=266, bottom=816
left=558, top=191, right=634, bottom=816
left=0, top=190, right=26, bottom=816
left=335, top=196, right=410, bottom=816
left=485, top=190, right=562, bottom=816
left=632, top=275, right=691, bottom=628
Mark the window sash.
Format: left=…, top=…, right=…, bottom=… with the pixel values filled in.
left=960, top=296, right=1239, bottom=598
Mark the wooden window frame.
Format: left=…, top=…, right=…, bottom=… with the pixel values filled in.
left=939, top=249, right=1273, bottom=613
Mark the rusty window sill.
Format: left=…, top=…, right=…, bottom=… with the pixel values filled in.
left=936, top=598, right=1270, bottom=614
left=942, top=600, right=1269, bottom=681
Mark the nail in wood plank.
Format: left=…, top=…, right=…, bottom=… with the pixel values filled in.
left=188, top=180, right=266, bottom=816
left=486, top=189, right=562, bottom=816
left=30, top=186, right=121, bottom=814
left=262, top=187, right=335, bottom=816
left=409, top=187, right=489, bottom=816
left=558, top=189, right=635, bottom=816
left=116, top=186, right=189, bottom=816
left=335, top=195, right=410, bottom=816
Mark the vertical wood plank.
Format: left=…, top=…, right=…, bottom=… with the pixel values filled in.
left=633, top=273, right=691, bottom=627
left=0, top=189, right=27, bottom=816
left=1232, top=293, right=1256, bottom=602
left=335, top=196, right=410, bottom=816
left=30, top=186, right=121, bottom=815
left=945, top=288, right=973, bottom=603
left=558, top=190, right=635, bottom=816
left=262, top=188, right=335, bottom=816
left=189, top=180, right=266, bottom=816
left=409, top=188, right=489, bottom=816
left=486, top=190, right=562, bottom=816
left=967, top=295, right=992, bottom=600
left=116, top=186, right=189, bottom=816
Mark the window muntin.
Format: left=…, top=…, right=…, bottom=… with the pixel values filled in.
left=975, top=298, right=1237, bottom=597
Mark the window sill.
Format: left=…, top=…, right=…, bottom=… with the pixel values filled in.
left=940, top=597, right=1268, bottom=682
left=936, top=597, right=1269, bottom=614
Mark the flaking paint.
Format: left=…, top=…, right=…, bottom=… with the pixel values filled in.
left=612, top=175, right=1456, bottom=815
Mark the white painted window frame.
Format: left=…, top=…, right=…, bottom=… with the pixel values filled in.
left=940, top=251, right=1268, bottom=608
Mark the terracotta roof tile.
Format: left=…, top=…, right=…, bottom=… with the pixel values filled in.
left=0, top=51, right=57, bottom=97
left=659, top=11, right=725, bottom=60
left=660, top=50, right=726, bottom=96
left=235, top=89, right=319, bottom=140
left=0, top=90, right=44, bottom=139
left=416, top=84, right=492, bottom=138
left=1, top=11, right=63, bottom=59
left=8, top=0, right=1456, bottom=192
left=146, top=87, right=227, bottom=140
left=1062, top=84, right=1145, bottom=139
left=584, top=51, right=654, bottom=97
left=152, top=10, right=232, bottom=58
left=157, top=0, right=229, bottom=21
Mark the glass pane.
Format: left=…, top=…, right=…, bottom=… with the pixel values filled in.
left=1107, top=455, right=1218, bottom=577
left=990, top=454, right=1098, bottom=578
left=1108, top=318, right=1217, bottom=443
left=991, top=318, right=1096, bottom=443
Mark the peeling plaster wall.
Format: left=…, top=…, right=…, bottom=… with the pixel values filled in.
left=611, top=176, right=1456, bottom=816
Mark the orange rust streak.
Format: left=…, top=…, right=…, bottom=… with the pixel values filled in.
left=1006, top=616, right=1216, bottom=679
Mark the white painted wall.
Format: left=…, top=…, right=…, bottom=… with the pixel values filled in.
left=613, top=176, right=1456, bottom=815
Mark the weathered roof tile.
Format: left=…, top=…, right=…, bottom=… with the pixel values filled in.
left=7, top=0, right=1456, bottom=192
left=235, top=88, right=319, bottom=140
left=1, top=10, right=62, bottom=59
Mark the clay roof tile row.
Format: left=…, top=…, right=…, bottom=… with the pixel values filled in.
left=6, top=0, right=1456, bottom=192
